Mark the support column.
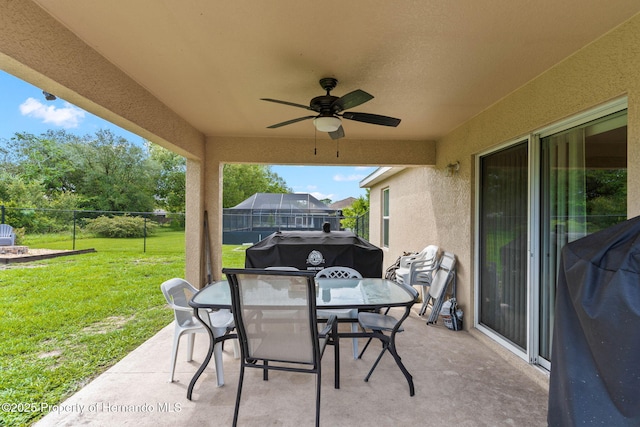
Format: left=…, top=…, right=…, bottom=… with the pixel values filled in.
left=205, top=160, right=224, bottom=283
left=185, top=158, right=205, bottom=288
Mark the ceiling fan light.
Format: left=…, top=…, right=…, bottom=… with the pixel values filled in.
left=313, top=116, right=341, bottom=132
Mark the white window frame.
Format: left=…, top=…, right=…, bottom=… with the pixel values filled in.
left=382, top=187, right=390, bottom=248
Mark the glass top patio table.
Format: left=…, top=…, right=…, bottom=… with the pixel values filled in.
left=190, top=277, right=415, bottom=310
left=188, top=276, right=417, bottom=399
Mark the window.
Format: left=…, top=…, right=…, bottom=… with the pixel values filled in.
left=382, top=188, right=390, bottom=247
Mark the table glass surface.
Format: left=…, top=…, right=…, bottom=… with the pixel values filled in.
left=190, top=277, right=414, bottom=309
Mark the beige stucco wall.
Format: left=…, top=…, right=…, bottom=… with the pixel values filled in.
left=369, top=13, right=640, bottom=328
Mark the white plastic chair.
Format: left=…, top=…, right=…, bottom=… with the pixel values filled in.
left=316, top=266, right=362, bottom=359
left=161, top=278, right=238, bottom=386
left=395, top=245, right=439, bottom=286
left=0, top=224, right=16, bottom=246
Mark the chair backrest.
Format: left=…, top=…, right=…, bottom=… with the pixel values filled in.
left=428, top=252, right=456, bottom=299
left=315, top=266, right=362, bottom=279
left=422, top=245, right=439, bottom=262
left=160, top=278, right=200, bottom=327
left=399, top=245, right=438, bottom=269
left=223, top=268, right=320, bottom=365
left=0, top=224, right=13, bottom=237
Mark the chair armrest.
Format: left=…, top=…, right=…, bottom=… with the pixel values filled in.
left=167, top=304, right=195, bottom=313
left=318, top=314, right=338, bottom=337
left=398, top=253, right=420, bottom=269
left=408, top=258, right=439, bottom=285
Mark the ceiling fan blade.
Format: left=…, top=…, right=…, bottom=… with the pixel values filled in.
left=342, top=111, right=401, bottom=127
left=332, top=89, right=374, bottom=111
left=261, top=98, right=311, bottom=110
left=267, top=116, right=316, bottom=128
left=328, top=126, right=345, bottom=140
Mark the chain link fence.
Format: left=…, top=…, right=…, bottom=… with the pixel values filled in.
left=1, top=205, right=371, bottom=251
left=0, top=205, right=185, bottom=252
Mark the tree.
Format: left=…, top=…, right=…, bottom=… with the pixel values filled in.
left=70, top=129, right=156, bottom=212
left=148, top=143, right=186, bottom=213
left=340, top=191, right=370, bottom=230
left=223, top=164, right=290, bottom=208
left=2, top=131, right=79, bottom=195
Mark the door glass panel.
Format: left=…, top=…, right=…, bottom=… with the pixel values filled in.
left=479, top=142, right=528, bottom=350
left=539, top=111, right=627, bottom=362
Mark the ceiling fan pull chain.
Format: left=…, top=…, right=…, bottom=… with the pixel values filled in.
left=314, top=129, right=317, bottom=155
left=336, top=139, right=339, bottom=158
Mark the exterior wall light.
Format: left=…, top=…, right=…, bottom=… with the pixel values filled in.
left=446, top=161, right=460, bottom=176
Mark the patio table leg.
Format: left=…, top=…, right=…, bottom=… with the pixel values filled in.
left=187, top=310, right=226, bottom=400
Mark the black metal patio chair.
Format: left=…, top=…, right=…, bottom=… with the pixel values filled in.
left=223, top=268, right=340, bottom=427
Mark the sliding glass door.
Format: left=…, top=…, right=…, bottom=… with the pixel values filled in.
left=477, top=103, right=627, bottom=366
left=538, top=110, right=627, bottom=364
left=478, top=142, right=529, bottom=350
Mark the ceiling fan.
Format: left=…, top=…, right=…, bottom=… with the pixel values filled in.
left=261, top=78, right=401, bottom=139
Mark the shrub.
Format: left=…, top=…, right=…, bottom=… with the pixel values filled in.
left=84, top=215, right=157, bottom=238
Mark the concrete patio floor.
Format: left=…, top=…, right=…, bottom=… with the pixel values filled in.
left=35, top=307, right=549, bottom=426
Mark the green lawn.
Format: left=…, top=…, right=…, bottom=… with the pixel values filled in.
left=0, top=230, right=246, bottom=426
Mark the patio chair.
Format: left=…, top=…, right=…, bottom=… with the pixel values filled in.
left=160, top=278, right=238, bottom=386
left=424, top=252, right=457, bottom=323
left=316, top=266, right=362, bottom=359
left=0, top=224, right=16, bottom=246
left=356, top=280, right=419, bottom=388
left=223, top=268, right=339, bottom=427
left=395, top=245, right=439, bottom=286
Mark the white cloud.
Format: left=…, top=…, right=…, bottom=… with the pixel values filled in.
left=311, top=191, right=334, bottom=200
left=19, top=98, right=85, bottom=128
left=333, top=173, right=365, bottom=182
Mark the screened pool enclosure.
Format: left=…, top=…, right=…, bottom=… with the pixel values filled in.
left=223, top=193, right=342, bottom=244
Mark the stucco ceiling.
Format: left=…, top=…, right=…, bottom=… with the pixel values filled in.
left=31, top=0, right=640, bottom=142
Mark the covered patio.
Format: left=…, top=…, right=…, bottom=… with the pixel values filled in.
left=4, top=2, right=640, bottom=424
left=34, top=308, right=548, bottom=426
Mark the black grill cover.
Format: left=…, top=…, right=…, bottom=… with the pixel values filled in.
left=548, top=216, right=640, bottom=426
left=244, top=230, right=383, bottom=278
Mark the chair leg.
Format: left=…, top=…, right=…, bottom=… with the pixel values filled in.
left=186, top=332, right=195, bottom=362
left=169, top=330, right=181, bottom=382
left=364, top=341, right=389, bottom=382
left=350, top=322, right=359, bottom=359
left=315, top=369, right=321, bottom=427
left=232, top=364, right=245, bottom=427
left=232, top=338, right=240, bottom=359
left=333, top=321, right=340, bottom=389
left=213, top=341, right=225, bottom=387
left=212, top=326, right=231, bottom=386
left=357, top=333, right=373, bottom=359
left=419, top=286, right=430, bottom=316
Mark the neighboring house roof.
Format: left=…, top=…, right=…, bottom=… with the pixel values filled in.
left=229, top=193, right=334, bottom=212
left=329, top=197, right=357, bottom=210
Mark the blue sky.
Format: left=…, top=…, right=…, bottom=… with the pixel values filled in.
left=0, top=71, right=374, bottom=203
